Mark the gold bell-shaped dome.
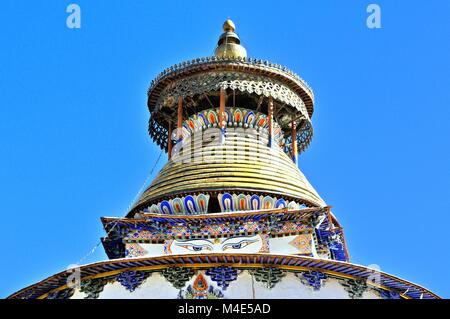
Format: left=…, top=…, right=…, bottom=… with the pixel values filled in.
left=214, top=19, right=247, bottom=59
left=131, top=131, right=325, bottom=214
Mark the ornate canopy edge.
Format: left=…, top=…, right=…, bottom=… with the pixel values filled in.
left=155, top=72, right=310, bottom=119
left=147, top=56, right=314, bottom=117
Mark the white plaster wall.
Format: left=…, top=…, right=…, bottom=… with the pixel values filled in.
left=100, top=272, right=179, bottom=299
left=250, top=273, right=351, bottom=299
left=70, top=288, right=86, bottom=299
left=362, top=289, right=381, bottom=299
left=269, top=236, right=313, bottom=255
left=222, top=271, right=254, bottom=299
left=139, top=243, right=165, bottom=256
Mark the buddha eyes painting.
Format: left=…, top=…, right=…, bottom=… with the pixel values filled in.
left=169, top=235, right=264, bottom=254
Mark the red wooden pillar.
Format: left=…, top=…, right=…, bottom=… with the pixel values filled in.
left=268, top=97, right=274, bottom=147
left=177, top=96, right=183, bottom=142
left=167, top=122, right=173, bottom=160
left=291, top=119, right=298, bottom=164
left=219, top=87, right=226, bottom=142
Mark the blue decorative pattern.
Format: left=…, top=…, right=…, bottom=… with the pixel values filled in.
left=116, top=271, right=150, bottom=292
left=329, top=240, right=347, bottom=261
left=184, top=195, right=197, bottom=215
left=328, top=230, right=347, bottom=262
left=314, top=213, right=348, bottom=262
left=378, top=289, right=401, bottom=299
left=219, top=193, right=234, bottom=212
left=46, top=288, right=74, bottom=299
left=275, top=198, right=287, bottom=208
left=145, top=194, right=210, bottom=215
left=300, top=271, right=327, bottom=290
left=205, top=266, right=238, bottom=290
left=250, top=195, right=261, bottom=210
left=160, top=201, right=173, bottom=215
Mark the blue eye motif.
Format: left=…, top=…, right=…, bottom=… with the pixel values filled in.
left=176, top=243, right=212, bottom=252
left=223, top=239, right=258, bottom=251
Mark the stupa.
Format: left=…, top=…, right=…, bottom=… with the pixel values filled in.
left=8, top=20, right=439, bottom=299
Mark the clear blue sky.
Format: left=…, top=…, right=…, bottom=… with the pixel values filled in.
left=0, top=0, right=449, bottom=298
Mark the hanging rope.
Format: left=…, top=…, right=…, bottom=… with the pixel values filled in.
left=125, top=150, right=164, bottom=214
left=75, top=150, right=164, bottom=265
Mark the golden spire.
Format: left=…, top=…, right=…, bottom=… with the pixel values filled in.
left=223, top=19, right=236, bottom=32
left=214, top=19, right=247, bottom=59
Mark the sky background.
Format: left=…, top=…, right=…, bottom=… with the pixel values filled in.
left=0, top=0, right=449, bottom=298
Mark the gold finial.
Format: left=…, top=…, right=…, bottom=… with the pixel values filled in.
left=223, top=19, right=236, bottom=32
left=214, top=19, right=247, bottom=59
